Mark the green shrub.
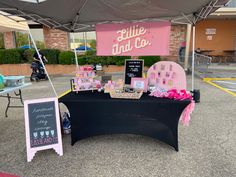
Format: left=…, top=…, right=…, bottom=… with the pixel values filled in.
left=0, top=50, right=4, bottom=64
left=40, top=49, right=60, bottom=64
left=84, top=55, right=131, bottom=66
left=138, top=56, right=161, bottom=67
left=85, top=50, right=96, bottom=56
left=96, top=56, right=107, bottom=66
left=115, top=60, right=124, bottom=66
left=77, top=55, right=87, bottom=65
left=0, top=49, right=23, bottom=64
left=59, top=51, right=75, bottom=65
left=96, top=56, right=113, bottom=65
left=106, top=57, right=116, bottom=65
left=85, top=55, right=98, bottom=65
left=16, top=48, right=27, bottom=63
left=113, top=56, right=131, bottom=66
left=23, top=49, right=35, bottom=63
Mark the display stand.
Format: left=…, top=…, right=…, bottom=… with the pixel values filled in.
left=71, top=66, right=101, bottom=92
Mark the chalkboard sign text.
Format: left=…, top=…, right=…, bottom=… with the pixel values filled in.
left=24, top=97, right=63, bottom=162
left=125, top=59, right=144, bottom=84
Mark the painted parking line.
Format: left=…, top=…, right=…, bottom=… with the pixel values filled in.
left=58, top=89, right=71, bottom=99
left=227, top=88, right=236, bottom=92
left=214, top=81, right=236, bottom=85
left=213, top=80, right=236, bottom=92
left=203, top=78, right=236, bottom=97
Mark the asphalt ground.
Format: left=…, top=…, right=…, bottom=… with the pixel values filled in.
left=212, top=80, right=236, bottom=94
left=0, top=74, right=236, bottom=177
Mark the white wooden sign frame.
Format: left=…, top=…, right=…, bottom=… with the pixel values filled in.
left=24, top=97, right=63, bottom=162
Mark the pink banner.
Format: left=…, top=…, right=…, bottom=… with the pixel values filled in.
left=96, top=22, right=170, bottom=56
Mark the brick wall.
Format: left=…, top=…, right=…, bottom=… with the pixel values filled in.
left=43, top=26, right=69, bottom=51
left=3, top=32, right=16, bottom=49
left=164, top=24, right=187, bottom=61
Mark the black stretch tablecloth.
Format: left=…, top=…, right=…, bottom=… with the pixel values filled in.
left=59, top=91, right=191, bottom=151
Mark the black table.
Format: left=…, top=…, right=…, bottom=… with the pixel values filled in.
left=59, top=91, right=191, bottom=151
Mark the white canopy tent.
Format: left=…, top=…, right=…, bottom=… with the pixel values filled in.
left=0, top=14, right=28, bottom=32
left=0, top=13, right=58, bottom=97
left=0, top=0, right=230, bottom=93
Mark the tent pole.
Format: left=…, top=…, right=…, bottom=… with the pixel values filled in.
left=184, top=23, right=191, bottom=71
left=28, top=29, right=58, bottom=97
left=191, top=25, right=196, bottom=91
left=72, top=33, right=79, bottom=68
left=28, top=33, right=31, bottom=49
left=85, top=32, right=87, bottom=52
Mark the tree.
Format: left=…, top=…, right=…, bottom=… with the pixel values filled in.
left=89, top=39, right=96, bottom=49
left=15, top=32, right=28, bottom=47
left=0, top=33, right=4, bottom=48
left=36, top=41, right=45, bottom=49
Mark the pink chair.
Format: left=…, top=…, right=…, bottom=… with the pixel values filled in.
left=147, top=61, right=186, bottom=91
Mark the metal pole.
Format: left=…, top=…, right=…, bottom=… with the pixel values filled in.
left=184, top=24, right=191, bottom=71
left=28, top=33, right=31, bottom=49
left=84, top=32, right=87, bottom=52
left=72, top=33, right=79, bottom=68
left=191, top=25, right=196, bottom=91
left=28, top=30, right=58, bottom=97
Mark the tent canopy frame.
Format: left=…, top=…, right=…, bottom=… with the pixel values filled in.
left=0, top=0, right=229, bottom=32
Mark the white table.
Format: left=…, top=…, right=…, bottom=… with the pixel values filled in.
left=0, top=83, right=31, bottom=117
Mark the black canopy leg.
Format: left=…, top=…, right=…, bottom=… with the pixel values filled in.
left=5, top=93, right=11, bottom=117
left=14, top=89, right=23, bottom=105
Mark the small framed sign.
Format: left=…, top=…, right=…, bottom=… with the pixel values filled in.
left=124, top=59, right=144, bottom=85
left=24, top=97, right=63, bottom=162
left=207, top=35, right=213, bottom=40
left=131, top=77, right=148, bottom=92
left=205, top=28, right=216, bottom=35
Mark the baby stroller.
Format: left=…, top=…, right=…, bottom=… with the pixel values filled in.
left=30, top=61, right=48, bottom=82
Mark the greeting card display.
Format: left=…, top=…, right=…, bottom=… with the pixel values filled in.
left=147, top=61, right=186, bottom=91
left=71, top=66, right=101, bottom=92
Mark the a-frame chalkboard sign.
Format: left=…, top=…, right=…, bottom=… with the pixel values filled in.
left=24, top=97, right=63, bottom=162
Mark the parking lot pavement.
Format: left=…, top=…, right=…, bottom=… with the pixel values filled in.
left=195, top=63, right=236, bottom=79
left=0, top=75, right=236, bottom=177
left=204, top=78, right=236, bottom=97
left=212, top=80, right=236, bottom=94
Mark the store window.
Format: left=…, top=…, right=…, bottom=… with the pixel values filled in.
left=226, top=0, right=236, bottom=7
left=15, top=28, right=45, bottom=49
left=69, top=31, right=96, bottom=50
